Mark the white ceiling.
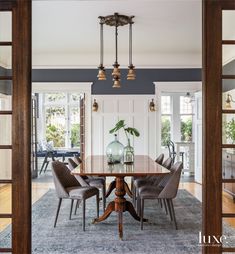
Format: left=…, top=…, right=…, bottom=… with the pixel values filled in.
left=1, top=0, right=235, bottom=68
left=32, top=0, right=203, bottom=68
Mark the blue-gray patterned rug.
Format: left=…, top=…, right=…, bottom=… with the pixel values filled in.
left=1, top=189, right=235, bottom=254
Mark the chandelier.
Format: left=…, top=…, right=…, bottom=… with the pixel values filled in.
left=97, top=13, right=135, bottom=88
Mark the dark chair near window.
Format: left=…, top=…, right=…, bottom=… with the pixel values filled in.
left=51, top=161, right=99, bottom=231
left=68, top=158, right=106, bottom=212
left=138, top=162, right=183, bottom=230
left=167, top=140, right=184, bottom=167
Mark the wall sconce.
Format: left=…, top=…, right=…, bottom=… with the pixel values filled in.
left=92, top=99, right=98, bottom=112
left=225, top=93, right=235, bottom=109
left=184, top=92, right=195, bottom=104
left=149, top=99, right=156, bottom=112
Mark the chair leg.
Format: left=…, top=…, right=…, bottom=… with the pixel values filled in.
left=140, top=198, right=144, bottom=230
left=166, top=199, right=173, bottom=221
left=163, top=199, right=168, bottom=215
left=69, top=199, right=74, bottom=220
left=44, top=161, right=49, bottom=173
left=54, top=198, right=62, bottom=228
left=82, top=199, right=86, bottom=231
left=102, top=185, right=106, bottom=212
left=132, top=186, right=136, bottom=206
left=170, top=199, right=178, bottom=230
left=159, top=199, right=163, bottom=208
left=74, top=200, right=79, bottom=215
left=137, top=195, right=140, bottom=216
left=96, top=193, right=99, bottom=218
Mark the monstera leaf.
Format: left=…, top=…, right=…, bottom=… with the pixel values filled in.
left=109, top=120, right=140, bottom=137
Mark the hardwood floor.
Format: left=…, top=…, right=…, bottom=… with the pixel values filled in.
left=1, top=179, right=235, bottom=232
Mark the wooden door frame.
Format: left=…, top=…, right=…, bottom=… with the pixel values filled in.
left=203, top=0, right=235, bottom=253
left=0, top=0, right=32, bottom=253
left=12, top=1, right=32, bottom=253
left=2, top=0, right=235, bottom=253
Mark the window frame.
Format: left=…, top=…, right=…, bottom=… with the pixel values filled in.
left=42, top=92, right=80, bottom=149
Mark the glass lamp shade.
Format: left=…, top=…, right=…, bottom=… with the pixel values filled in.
left=106, top=134, right=124, bottom=164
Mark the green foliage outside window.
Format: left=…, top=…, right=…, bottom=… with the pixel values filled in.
left=224, top=118, right=235, bottom=143
left=161, top=117, right=171, bottom=146
left=46, top=124, right=65, bottom=147
left=70, top=124, right=80, bottom=148
left=181, top=118, right=192, bottom=141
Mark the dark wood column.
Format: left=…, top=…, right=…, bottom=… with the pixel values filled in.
left=12, top=0, right=32, bottom=253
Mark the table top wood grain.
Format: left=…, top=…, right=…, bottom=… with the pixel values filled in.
left=72, top=155, right=170, bottom=176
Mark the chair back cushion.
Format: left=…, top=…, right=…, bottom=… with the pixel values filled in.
left=155, top=153, right=164, bottom=165
left=158, top=162, right=183, bottom=199
left=68, top=158, right=78, bottom=171
left=74, top=155, right=82, bottom=164
left=52, top=161, right=80, bottom=198
left=162, top=157, right=173, bottom=170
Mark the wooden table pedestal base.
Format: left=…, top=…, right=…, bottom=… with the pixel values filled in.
left=93, top=176, right=147, bottom=239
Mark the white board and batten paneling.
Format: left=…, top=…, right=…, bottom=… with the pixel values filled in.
left=91, top=95, right=157, bottom=160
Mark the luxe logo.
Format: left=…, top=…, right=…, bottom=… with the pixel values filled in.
left=199, top=231, right=228, bottom=245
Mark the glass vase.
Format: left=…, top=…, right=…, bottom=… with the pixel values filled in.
left=123, top=139, right=134, bottom=164
left=106, top=134, right=124, bottom=164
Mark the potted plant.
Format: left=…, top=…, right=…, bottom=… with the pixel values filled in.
left=109, top=120, right=140, bottom=164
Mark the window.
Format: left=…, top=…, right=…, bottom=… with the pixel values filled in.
left=180, top=96, right=193, bottom=142
left=161, top=96, right=172, bottom=146
left=161, top=93, right=194, bottom=146
left=41, top=92, right=80, bottom=149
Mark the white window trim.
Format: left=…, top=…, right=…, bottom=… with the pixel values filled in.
left=32, top=82, right=92, bottom=156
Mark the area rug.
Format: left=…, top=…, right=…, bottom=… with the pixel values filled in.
left=1, top=189, right=235, bottom=254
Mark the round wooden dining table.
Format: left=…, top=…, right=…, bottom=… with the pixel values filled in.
left=71, top=155, right=170, bottom=239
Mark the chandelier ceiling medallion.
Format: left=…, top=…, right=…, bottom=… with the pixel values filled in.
left=97, top=13, right=135, bottom=88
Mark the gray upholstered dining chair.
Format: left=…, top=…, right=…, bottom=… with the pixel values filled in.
left=68, top=158, right=106, bottom=212
left=52, top=161, right=99, bottom=231
left=138, top=161, right=183, bottom=230
left=132, top=154, right=168, bottom=206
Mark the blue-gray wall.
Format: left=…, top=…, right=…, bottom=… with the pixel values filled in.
left=2, top=61, right=234, bottom=95
left=31, top=68, right=201, bottom=94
